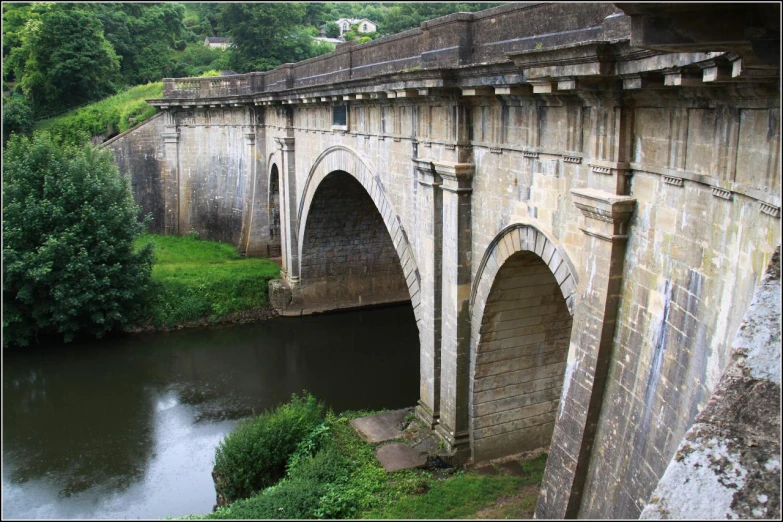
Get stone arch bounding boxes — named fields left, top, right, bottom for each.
left=296, top=145, right=422, bottom=323
left=468, top=224, right=579, bottom=461
left=267, top=160, right=281, bottom=255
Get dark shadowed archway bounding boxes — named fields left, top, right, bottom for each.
left=298, top=170, right=410, bottom=311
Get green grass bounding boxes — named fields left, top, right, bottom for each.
left=134, top=233, right=280, bottom=328
left=185, top=399, right=547, bottom=520
left=364, top=453, right=547, bottom=519
left=35, top=82, right=163, bottom=145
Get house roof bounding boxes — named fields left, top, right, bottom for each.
left=205, top=37, right=232, bottom=44
left=335, top=18, right=375, bottom=26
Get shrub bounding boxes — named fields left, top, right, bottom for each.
left=212, top=393, right=325, bottom=504
left=212, top=444, right=350, bottom=519
left=2, top=96, right=34, bottom=146
left=2, top=132, right=154, bottom=348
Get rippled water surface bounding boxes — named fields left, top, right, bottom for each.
left=2, top=305, right=419, bottom=519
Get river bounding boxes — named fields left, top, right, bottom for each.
left=2, top=305, right=419, bottom=519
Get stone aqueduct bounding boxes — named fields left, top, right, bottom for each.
left=106, top=3, right=781, bottom=519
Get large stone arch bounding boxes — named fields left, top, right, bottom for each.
left=296, top=145, right=422, bottom=324
left=468, top=223, right=579, bottom=461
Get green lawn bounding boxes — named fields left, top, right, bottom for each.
left=135, top=233, right=280, bottom=328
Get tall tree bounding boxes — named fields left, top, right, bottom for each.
left=7, top=4, right=120, bottom=114
left=3, top=132, right=154, bottom=348
left=219, top=3, right=329, bottom=72
left=90, top=3, right=185, bottom=85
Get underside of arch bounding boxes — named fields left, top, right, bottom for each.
left=469, top=225, right=579, bottom=462
left=296, top=146, right=422, bottom=322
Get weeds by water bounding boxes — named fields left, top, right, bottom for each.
left=185, top=397, right=546, bottom=520
left=133, top=234, right=280, bottom=329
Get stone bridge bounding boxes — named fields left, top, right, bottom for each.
left=106, top=3, right=781, bottom=518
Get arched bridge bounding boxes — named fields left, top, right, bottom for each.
left=106, top=3, right=781, bottom=518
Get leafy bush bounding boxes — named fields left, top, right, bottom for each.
left=212, top=444, right=350, bottom=519
left=2, top=132, right=154, bottom=348
left=35, top=82, right=163, bottom=146
left=212, top=393, right=325, bottom=504
left=2, top=96, right=34, bottom=146
left=324, top=21, right=340, bottom=38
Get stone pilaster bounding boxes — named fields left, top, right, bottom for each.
left=535, top=187, right=636, bottom=519
left=434, top=160, right=474, bottom=462
left=275, top=136, right=299, bottom=283
left=239, top=127, right=257, bottom=254
left=161, top=108, right=180, bottom=235
left=413, top=158, right=443, bottom=429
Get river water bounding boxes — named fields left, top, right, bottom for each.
left=2, top=305, right=419, bottom=519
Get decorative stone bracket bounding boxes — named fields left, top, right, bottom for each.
left=571, top=187, right=636, bottom=241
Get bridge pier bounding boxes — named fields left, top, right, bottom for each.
left=434, top=161, right=475, bottom=462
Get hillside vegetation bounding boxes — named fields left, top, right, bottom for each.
left=34, top=83, right=163, bottom=145
left=4, top=3, right=502, bottom=142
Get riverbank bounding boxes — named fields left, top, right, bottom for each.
left=189, top=400, right=545, bottom=520
left=130, top=234, right=280, bottom=332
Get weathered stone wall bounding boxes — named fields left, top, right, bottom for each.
left=175, top=107, right=252, bottom=245
left=298, top=171, right=409, bottom=312
left=473, top=251, right=572, bottom=461
left=640, top=246, right=780, bottom=520
left=103, top=113, right=165, bottom=233
left=577, top=94, right=781, bottom=518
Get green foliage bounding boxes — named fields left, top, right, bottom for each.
left=357, top=36, right=372, bottom=44
left=2, top=132, right=154, bottom=348
left=364, top=457, right=546, bottom=519
left=134, top=234, right=280, bottom=328
left=90, top=3, right=185, bottom=85
left=2, top=96, right=34, bottom=145
left=212, top=393, right=326, bottom=504
left=34, top=83, right=163, bottom=145
left=6, top=4, right=121, bottom=115
left=198, top=399, right=548, bottom=521
left=169, top=44, right=230, bottom=78
left=324, top=21, right=340, bottom=38
left=218, top=4, right=333, bottom=72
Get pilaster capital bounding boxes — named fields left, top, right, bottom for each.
left=274, top=136, right=295, bottom=152
left=432, top=161, right=474, bottom=193
left=413, top=158, right=442, bottom=187
left=571, top=188, right=635, bottom=241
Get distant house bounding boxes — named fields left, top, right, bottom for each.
left=204, top=36, right=232, bottom=49
left=334, top=18, right=377, bottom=36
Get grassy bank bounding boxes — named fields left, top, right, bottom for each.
left=185, top=396, right=545, bottom=520
left=134, top=234, right=280, bottom=329
left=35, top=82, right=163, bottom=144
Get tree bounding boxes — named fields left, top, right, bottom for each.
left=90, top=3, right=185, bottom=85
left=2, top=132, right=154, bottom=348
left=6, top=4, right=121, bottom=115
left=324, top=21, right=340, bottom=38
left=219, top=4, right=330, bottom=72
left=2, top=96, right=34, bottom=146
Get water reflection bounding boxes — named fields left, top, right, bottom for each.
left=3, top=305, right=419, bottom=519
